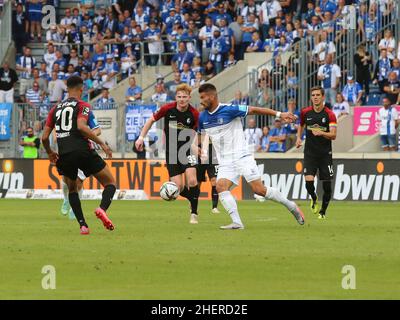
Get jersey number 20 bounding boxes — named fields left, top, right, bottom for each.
left=55, top=107, right=74, bottom=131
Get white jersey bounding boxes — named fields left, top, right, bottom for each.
left=378, top=106, right=399, bottom=136
left=198, top=103, right=250, bottom=165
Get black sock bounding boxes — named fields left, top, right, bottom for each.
left=320, top=181, right=332, bottom=215
left=189, top=186, right=200, bottom=215
left=305, top=181, right=317, bottom=203
left=211, top=186, right=218, bottom=209
left=69, top=192, right=87, bottom=228
left=180, top=186, right=190, bottom=200
left=100, top=184, right=116, bottom=211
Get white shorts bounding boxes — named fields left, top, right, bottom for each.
left=217, top=156, right=260, bottom=186
left=77, top=169, right=86, bottom=181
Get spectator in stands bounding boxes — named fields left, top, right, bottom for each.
left=95, top=87, right=116, bottom=109
left=31, top=68, right=47, bottom=93
left=378, top=97, right=399, bottom=151
left=144, top=19, right=164, bottom=66
left=16, top=47, right=36, bottom=102
left=102, top=54, right=119, bottom=89
left=378, top=29, right=396, bottom=60
left=171, top=42, right=195, bottom=73
left=210, top=29, right=228, bottom=74
left=260, top=0, right=282, bottom=40
left=180, top=62, right=195, bottom=85
left=26, top=81, right=42, bottom=107
left=242, top=0, right=261, bottom=19
left=229, top=15, right=244, bottom=60
left=27, top=0, right=43, bottom=41
left=224, top=52, right=237, bottom=69
left=244, top=118, right=263, bottom=153
left=125, top=76, right=143, bottom=103
left=241, top=13, right=259, bottom=54
left=317, top=54, right=341, bottom=106
left=260, top=126, right=270, bottom=152
left=190, top=71, right=205, bottom=89
left=44, top=43, right=57, bottom=74
left=390, top=58, right=400, bottom=81
left=354, top=44, right=372, bottom=99
left=120, top=44, right=137, bottom=79
left=263, top=27, right=279, bottom=53
left=191, top=56, right=204, bottom=74
left=268, top=118, right=287, bottom=153
left=332, top=93, right=350, bottom=119
left=12, top=3, right=28, bottom=54
left=313, top=30, right=336, bottom=64
left=165, top=72, right=182, bottom=98
left=54, top=50, right=67, bottom=72
left=48, top=71, right=67, bottom=104
left=286, top=68, right=298, bottom=101
left=151, top=83, right=170, bottom=104
left=81, top=70, right=94, bottom=102
left=232, top=90, right=249, bottom=105
left=20, top=127, right=40, bottom=159
left=383, top=72, right=400, bottom=106
left=373, top=48, right=392, bottom=93
left=283, top=98, right=300, bottom=150
left=270, top=55, right=287, bottom=110
left=0, top=62, right=18, bottom=103
left=204, top=60, right=216, bottom=81
left=246, top=31, right=263, bottom=52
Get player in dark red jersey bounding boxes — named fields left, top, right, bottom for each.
left=135, top=84, right=200, bottom=224
left=296, top=86, right=337, bottom=219
left=41, top=76, right=116, bottom=235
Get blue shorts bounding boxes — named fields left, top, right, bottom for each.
left=380, top=135, right=397, bottom=148
left=29, top=12, right=42, bottom=22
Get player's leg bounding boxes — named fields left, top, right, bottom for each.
left=304, top=156, right=319, bottom=214
left=68, top=170, right=86, bottom=220
left=317, top=157, right=334, bottom=219
left=241, top=156, right=305, bottom=225
left=184, top=167, right=200, bottom=224
left=60, top=176, right=71, bottom=216
left=216, top=165, right=244, bottom=229
left=207, top=164, right=220, bottom=213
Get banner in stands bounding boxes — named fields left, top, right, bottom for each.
left=32, top=159, right=243, bottom=200
left=125, top=104, right=158, bottom=141
left=0, top=159, right=34, bottom=198
left=0, top=103, right=12, bottom=140
left=92, top=109, right=118, bottom=151
left=242, top=159, right=400, bottom=201
left=353, top=106, right=400, bottom=135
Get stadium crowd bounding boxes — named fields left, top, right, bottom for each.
left=1, top=0, right=399, bottom=154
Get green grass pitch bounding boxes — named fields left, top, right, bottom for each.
left=0, top=199, right=399, bottom=299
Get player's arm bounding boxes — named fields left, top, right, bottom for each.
left=296, top=124, right=305, bottom=148
left=41, top=107, right=59, bottom=163
left=77, top=117, right=112, bottom=158
left=312, top=126, right=337, bottom=140
left=135, top=116, right=156, bottom=152
left=247, top=106, right=297, bottom=123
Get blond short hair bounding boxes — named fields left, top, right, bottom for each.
left=176, top=83, right=192, bottom=95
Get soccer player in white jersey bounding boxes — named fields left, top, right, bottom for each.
left=197, top=83, right=305, bottom=229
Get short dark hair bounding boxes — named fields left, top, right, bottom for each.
left=67, top=75, right=83, bottom=89
left=311, top=86, right=325, bottom=96
left=198, top=83, right=217, bottom=94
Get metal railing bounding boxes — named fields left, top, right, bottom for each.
left=0, top=0, right=12, bottom=64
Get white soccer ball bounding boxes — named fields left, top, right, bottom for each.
left=160, top=182, right=180, bottom=201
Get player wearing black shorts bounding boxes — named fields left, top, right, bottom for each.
left=135, top=83, right=201, bottom=224
left=197, top=135, right=220, bottom=213
left=296, top=86, right=337, bottom=219
left=41, top=75, right=116, bottom=235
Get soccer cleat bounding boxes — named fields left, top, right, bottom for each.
left=80, top=226, right=90, bottom=235
left=68, top=208, right=76, bottom=220
left=211, top=208, right=220, bottom=214
left=220, top=223, right=244, bottom=230
left=61, top=200, right=71, bottom=216
left=190, top=213, right=198, bottom=224
left=310, top=197, right=320, bottom=215
left=94, top=207, right=115, bottom=231
left=318, top=213, right=326, bottom=220
left=290, top=206, right=305, bottom=225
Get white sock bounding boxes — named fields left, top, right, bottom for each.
left=265, top=187, right=296, bottom=211
left=62, top=181, right=69, bottom=202
left=219, top=191, right=243, bottom=225
left=78, top=188, right=83, bottom=199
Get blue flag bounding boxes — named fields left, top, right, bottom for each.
left=0, top=103, right=12, bottom=141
